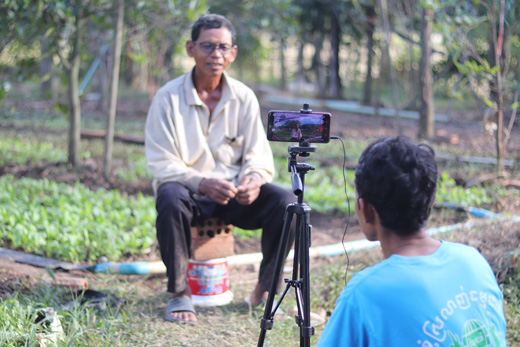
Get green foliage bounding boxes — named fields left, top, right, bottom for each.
left=0, top=83, right=9, bottom=107
left=303, top=166, right=355, bottom=214
left=0, top=134, right=67, bottom=166
left=311, top=262, right=350, bottom=311
left=232, top=227, right=261, bottom=240
left=0, top=296, right=41, bottom=343
left=0, top=285, right=133, bottom=346
left=0, top=175, right=156, bottom=263
left=503, top=275, right=520, bottom=345
left=271, top=141, right=505, bottom=215
left=435, top=172, right=506, bottom=206
left=432, top=0, right=520, bottom=130
left=114, top=157, right=152, bottom=182
left=122, top=0, right=208, bottom=85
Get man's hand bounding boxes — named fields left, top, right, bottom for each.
left=199, top=178, right=238, bottom=205
left=236, top=175, right=261, bottom=205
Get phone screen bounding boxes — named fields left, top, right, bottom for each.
left=266, top=110, right=331, bottom=143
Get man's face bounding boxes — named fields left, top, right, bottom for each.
left=186, top=27, right=237, bottom=78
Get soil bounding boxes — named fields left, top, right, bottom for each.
left=2, top=92, right=520, bottom=297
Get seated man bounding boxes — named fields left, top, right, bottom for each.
left=145, top=14, right=295, bottom=325
left=290, top=123, right=303, bottom=141
left=317, top=136, right=507, bottom=346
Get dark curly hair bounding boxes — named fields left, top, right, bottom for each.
left=191, top=14, right=237, bottom=44
left=355, top=136, right=437, bottom=235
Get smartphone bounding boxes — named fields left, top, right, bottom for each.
left=266, top=110, right=331, bottom=143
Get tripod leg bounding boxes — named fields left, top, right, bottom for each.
left=299, top=207, right=314, bottom=347
left=257, top=204, right=296, bottom=347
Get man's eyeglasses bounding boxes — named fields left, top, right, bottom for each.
left=193, top=41, right=235, bottom=55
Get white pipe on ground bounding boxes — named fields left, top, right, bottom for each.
left=96, top=214, right=519, bottom=274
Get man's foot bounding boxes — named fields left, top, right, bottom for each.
left=245, top=282, right=285, bottom=316
left=167, top=287, right=197, bottom=324
left=249, top=282, right=268, bottom=307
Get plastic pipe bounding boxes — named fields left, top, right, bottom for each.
left=436, top=202, right=504, bottom=219
left=94, top=261, right=166, bottom=275
left=78, top=41, right=111, bottom=96
left=93, top=221, right=479, bottom=273
left=95, top=208, right=519, bottom=274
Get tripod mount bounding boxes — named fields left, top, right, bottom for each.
left=257, top=135, right=317, bottom=347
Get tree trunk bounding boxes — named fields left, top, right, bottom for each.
left=495, top=0, right=506, bottom=173
left=67, top=2, right=85, bottom=168
left=312, top=36, right=326, bottom=96
left=380, top=0, right=401, bottom=133
left=40, top=37, right=53, bottom=99
left=375, top=46, right=384, bottom=118
left=362, top=5, right=376, bottom=105
left=296, top=39, right=305, bottom=84
left=279, top=36, right=287, bottom=91
left=418, top=7, right=434, bottom=139
left=164, top=44, right=175, bottom=82
left=123, top=42, right=136, bottom=87
left=329, top=14, right=342, bottom=98
left=103, top=0, right=124, bottom=178
left=403, top=0, right=419, bottom=109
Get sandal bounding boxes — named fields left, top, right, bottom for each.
left=164, top=297, right=198, bottom=325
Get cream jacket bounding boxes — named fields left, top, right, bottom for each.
left=145, top=69, right=274, bottom=196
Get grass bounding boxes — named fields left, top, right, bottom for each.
left=1, top=108, right=145, bottom=137
left=0, top=130, right=67, bottom=165
left=2, top=222, right=519, bottom=346
left=0, top=271, right=321, bottom=346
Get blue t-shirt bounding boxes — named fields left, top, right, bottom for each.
left=317, top=241, right=507, bottom=347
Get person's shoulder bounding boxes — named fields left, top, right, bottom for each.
left=155, top=73, right=187, bottom=96
left=439, top=240, right=489, bottom=263
left=344, top=262, right=388, bottom=290
left=225, top=74, right=256, bottom=98
left=441, top=240, right=480, bottom=255
left=224, top=74, right=251, bottom=90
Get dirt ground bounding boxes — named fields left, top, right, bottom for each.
left=2, top=93, right=520, bottom=298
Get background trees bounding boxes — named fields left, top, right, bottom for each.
left=1, top=0, right=518, bottom=174
left=433, top=0, right=519, bottom=173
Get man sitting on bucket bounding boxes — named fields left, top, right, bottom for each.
left=145, top=14, right=295, bottom=325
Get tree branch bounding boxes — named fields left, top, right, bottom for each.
left=393, top=30, right=445, bottom=56
left=57, top=47, right=71, bottom=71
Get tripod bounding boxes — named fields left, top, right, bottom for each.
left=257, top=142, right=317, bottom=347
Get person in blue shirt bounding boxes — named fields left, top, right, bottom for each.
left=317, top=136, right=507, bottom=347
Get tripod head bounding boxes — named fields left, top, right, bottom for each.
left=288, top=142, right=316, bottom=198
left=285, top=104, right=319, bottom=198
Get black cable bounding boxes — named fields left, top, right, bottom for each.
left=330, top=136, right=351, bottom=285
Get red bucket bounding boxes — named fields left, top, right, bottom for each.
left=187, top=258, right=233, bottom=306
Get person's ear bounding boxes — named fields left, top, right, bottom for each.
left=186, top=41, right=195, bottom=57
left=358, top=198, right=376, bottom=225
left=228, top=45, right=238, bottom=63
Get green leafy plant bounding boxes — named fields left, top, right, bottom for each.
left=0, top=175, right=156, bottom=263
left=114, top=157, right=152, bottom=182
left=435, top=172, right=506, bottom=206
left=0, top=134, right=67, bottom=166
